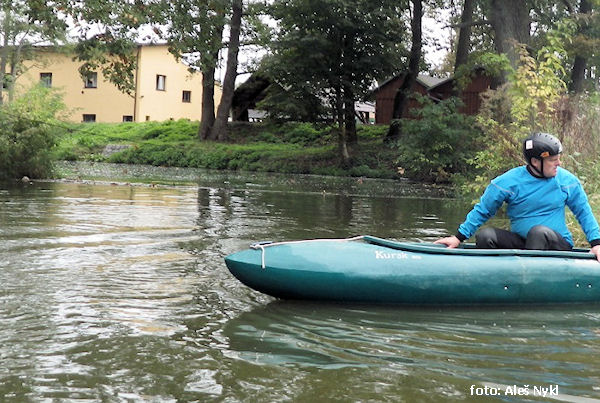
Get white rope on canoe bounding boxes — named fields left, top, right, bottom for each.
left=251, top=235, right=365, bottom=269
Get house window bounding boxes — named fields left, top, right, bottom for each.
left=182, top=90, right=191, bottom=103
left=84, top=72, right=98, bottom=88
left=82, top=114, right=96, bottom=123
left=156, top=75, right=166, bottom=91
left=40, top=73, right=53, bottom=88
left=123, top=115, right=133, bottom=122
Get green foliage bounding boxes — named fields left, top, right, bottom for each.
left=508, top=19, right=575, bottom=127
left=108, top=141, right=337, bottom=175
left=74, top=38, right=138, bottom=95
left=67, top=0, right=158, bottom=95
left=53, top=119, right=198, bottom=159
left=256, top=78, right=331, bottom=123
left=455, top=52, right=511, bottom=90
left=356, top=124, right=388, bottom=140
left=274, top=122, right=330, bottom=145
left=263, top=0, right=407, bottom=124
left=462, top=19, right=576, bottom=195
left=393, top=97, right=483, bottom=182
left=0, top=0, right=68, bottom=101
left=159, top=0, right=229, bottom=71
left=0, top=85, right=67, bottom=180
left=54, top=120, right=403, bottom=179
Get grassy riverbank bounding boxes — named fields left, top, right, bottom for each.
left=53, top=120, right=402, bottom=180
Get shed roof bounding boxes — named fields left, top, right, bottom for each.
left=374, top=73, right=446, bottom=93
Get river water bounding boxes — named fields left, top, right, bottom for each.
left=2, top=163, right=600, bottom=402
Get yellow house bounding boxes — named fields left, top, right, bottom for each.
left=18, top=44, right=222, bottom=123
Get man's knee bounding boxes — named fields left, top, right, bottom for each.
left=527, top=225, right=551, bottom=239
left=476, top=227, right=498, bottom=248
left=526, top=225, right=570, bottom=250
left=526, top=225, right=556, bottom=248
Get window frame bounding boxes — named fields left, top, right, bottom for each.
left=156, top=74, right=166, bottom=91
left=84, top=72, right=98, bottom=89
left=82, top=114, right=97, bottom=123
left=40, top=72, right=53, bottom=88
left=182, top=90, right=191, bottom=103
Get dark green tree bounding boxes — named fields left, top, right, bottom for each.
left=386, top=0, right=422, bottom=141
left=160, top=0, right=228, bottom=139
left=153, top=0, right=262, bottom=140
left=265, top=0, right=408, bottom=165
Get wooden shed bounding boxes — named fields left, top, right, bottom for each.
left=427, top=68, right=493, bottom=115
left=373, top=70, right=492, bottom=124
left=372, top=74, right=440, bottom=124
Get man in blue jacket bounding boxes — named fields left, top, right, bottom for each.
left=435, top=132, right=600, bottom=262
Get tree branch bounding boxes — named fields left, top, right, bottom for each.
left=446, top=19, right=490, bottom=30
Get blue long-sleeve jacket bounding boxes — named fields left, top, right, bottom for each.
left=457, top=166, right=600, bottom=247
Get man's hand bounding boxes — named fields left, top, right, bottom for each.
left=434, top=236, right=461, bottom=249
left=591, top=245, right=600, bottom=262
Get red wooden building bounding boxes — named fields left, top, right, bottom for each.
left=428, top=68, right=493, bottom=115
left=373, top=69, right=492, bottom=124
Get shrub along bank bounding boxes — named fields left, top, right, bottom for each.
left=52, top=98, right=484, bottom=183
left=53, top=120, right=406, bottom=179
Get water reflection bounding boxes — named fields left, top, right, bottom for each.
left=194, top=186, right=466, bottom=244
left=221, top=301, right=600, bottom=400
left=1, top=168, right=599, bottom=402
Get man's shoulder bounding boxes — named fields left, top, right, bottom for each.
left=493, top=166, right=528, bottom=182
left=556, top=167, right=580, bottom=184
left=556, top=166, right=576, bottom=177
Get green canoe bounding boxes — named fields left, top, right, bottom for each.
left=224, top=235, right=600, bottom=305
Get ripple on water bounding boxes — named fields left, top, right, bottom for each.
left=2, top=177, right=600, bottom=402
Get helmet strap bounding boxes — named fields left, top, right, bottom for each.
left=527, top=158, right=546, bottom=178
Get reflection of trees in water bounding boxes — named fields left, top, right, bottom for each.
left=195, top=184, right=471, bottom=244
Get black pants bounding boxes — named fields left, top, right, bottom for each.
left=475, top=225, right=572, bottom=251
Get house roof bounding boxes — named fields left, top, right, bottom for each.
left=374, top=73, right=447, bottom=93
left=427, top=67, right=489, bottom=92
left=417, top=74, right=446, bottom=88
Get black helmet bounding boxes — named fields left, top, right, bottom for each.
left=523, top=132, right=563, bottom=165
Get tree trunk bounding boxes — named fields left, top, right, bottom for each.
left=0, top=52, right=6, bottom=106
left=7, top=44, right=22, bottom=103
left=334, top=86, right=351, bottom=166
left=386, top=0, right=422, bottom=141
left=569, top=0, right=592, bottom=93
left=0, top=6, right=11, bottom=106
left=488, top=0, right=530, bottom=73
left=454, top=0, right=475, bottom=71
left=344, top=99, right=357, bottom=147
left=199, top=64, right=216, bottom=140
left=210, top=0, right=242, bottom=142
left=343, top=83, right=357, bottom=147
left=199, top=15, right=224, bottom=140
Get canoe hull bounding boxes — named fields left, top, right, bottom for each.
left=224, top=236, right=600, bottom=305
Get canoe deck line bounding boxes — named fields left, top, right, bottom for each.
left=251, top=235, right=597, bottom=264
left=225, top=235, right=600, bottom=304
